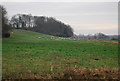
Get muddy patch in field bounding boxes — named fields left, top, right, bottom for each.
left=86, top=39, right=118, bottom=44
left=2, top=68, right=119, bottom=80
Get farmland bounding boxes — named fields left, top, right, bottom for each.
left=2, top=29, right=119, bottom=79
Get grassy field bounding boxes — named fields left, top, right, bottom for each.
left=2, top=29, right=119, bottom=79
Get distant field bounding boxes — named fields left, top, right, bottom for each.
left=2, top=29, right=119, bottom=79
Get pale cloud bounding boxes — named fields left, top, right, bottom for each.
left=77, top=24, right=117, bottom=30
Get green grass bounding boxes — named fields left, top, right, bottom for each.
left=2, top=29, right=119, bottom=78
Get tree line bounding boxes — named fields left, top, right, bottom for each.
left=73, top=33, right=119, bottom=40
left=1, top=5, right=73, bottom=38
left=10, top=14, right=74, bottom=37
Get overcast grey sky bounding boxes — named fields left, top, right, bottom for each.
left=0, top=0, right=119, bottom=2
left=2, top=2, right=118, bottom=35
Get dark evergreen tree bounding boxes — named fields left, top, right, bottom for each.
left=0, top=5, right=12, bottom=38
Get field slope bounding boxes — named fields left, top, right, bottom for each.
left=2, top=29, right=118, bottom=79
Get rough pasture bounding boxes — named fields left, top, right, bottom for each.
left=2, top=29, right=119, bottom=80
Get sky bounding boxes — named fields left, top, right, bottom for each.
left=1, top=1, right=118, bottom=35
left=0, top=0, right=119, bottom=2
